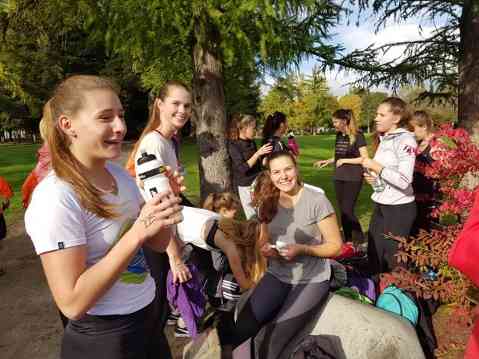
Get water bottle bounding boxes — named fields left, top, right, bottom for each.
left=136, top=150, right=171, bottom=200
left=367, top=169, right=385, bottom=192
left=373, top=175, right=386, bottom=193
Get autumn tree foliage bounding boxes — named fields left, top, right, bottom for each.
left=381, top=125, right=479, bottom=353
left=378, top=124, right=479, bottom=354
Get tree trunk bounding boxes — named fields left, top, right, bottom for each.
left=192, top=17, right=232, bottom=203
left=458, top=0, right=479, bottom=131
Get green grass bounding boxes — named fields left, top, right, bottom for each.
left=0, top=143, right=41, bottom=223
left=294, top=135, right=373, bottom=231
left=0, top=135, right=374, bottom=231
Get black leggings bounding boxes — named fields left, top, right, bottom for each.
left=334, top=180, right=364, bottom=242
left=367, top=201, right=417, bottom=277
left=143, top=248, right=172, bottom=359
left=61, top=300, right=162, bottom=359
left=233, top=273, right=330, bottom=359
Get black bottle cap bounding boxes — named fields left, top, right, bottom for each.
left=137, top=150, right=157, bottom=165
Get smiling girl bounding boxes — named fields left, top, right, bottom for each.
left=25, top=75, right=184, bottom=358
left=125, top=81, right=194, bottom=351
left=232, top=150, right=342, bottom=359
left=362, top=97, right=417, bottom=278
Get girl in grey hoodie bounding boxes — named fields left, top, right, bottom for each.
left=362, top=97, right=417, bottom=279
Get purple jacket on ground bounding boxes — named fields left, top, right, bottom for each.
left=166, top=264, right=206, bottom=338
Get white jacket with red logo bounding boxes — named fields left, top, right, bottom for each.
left=372, top=128, right=417, bottom=205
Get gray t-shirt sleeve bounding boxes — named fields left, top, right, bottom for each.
left=312, top=192, right=335, bottom=224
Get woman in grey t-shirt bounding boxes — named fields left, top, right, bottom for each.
left=232, top=151, right=343, bottom=359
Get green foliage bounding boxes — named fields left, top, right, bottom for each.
left=224, top=57, right=262, bottom=116
left=79, top=0, right=344, bottom=97
left=338, top=93, right=362, bottom=126
left=331, top=1, right=462, bottom=104
left=259, top=69, right=338, bottom=132
left=0, top=0, right=112, bottom=125
left=399, top=86, right=458, bottom=125
left=1, top=0, right=346, bottom=133
left=352, top=89, right=388, bottom=132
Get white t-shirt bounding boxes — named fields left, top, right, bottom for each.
left=25, top=162, right=155, bottom=316
left=177, top=206, right=220, bottom=251
left=134, top=131, right=178, bottom=200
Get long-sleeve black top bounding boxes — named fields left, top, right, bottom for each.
left=228, top=139, right=262, bottom=186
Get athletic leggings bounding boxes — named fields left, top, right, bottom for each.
left=61, top=299, right=162, bottom=359
left=367, top=201, right=417, bottom=277
left=334, top=180, right=364, bottom=242
left=143, top=248, right=172, bottom=359
left=232, top=273, right=330, bottom=359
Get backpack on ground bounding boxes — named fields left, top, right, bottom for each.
left=376, top=285, right=419, bottom=326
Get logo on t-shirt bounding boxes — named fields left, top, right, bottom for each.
left=115, top=219, right=150, bottom=284
left=402, top=145, right=416, bottom=156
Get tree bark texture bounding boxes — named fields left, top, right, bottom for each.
left=192, top=18, right=232, bottom=203
left=458, top=0, right=479, bottom=131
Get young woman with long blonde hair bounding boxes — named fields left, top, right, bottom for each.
left=125, top=80, right=194, bottom=346
left=25, top=75, right=184, bottom=358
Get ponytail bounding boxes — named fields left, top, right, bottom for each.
left=333, top=109, right=358, bottom=145
left=262, top=111, right=287, bottom=141
left=227, top=113, right=256, bottom=141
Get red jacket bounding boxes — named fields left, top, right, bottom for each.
left=0, top=176, right=13, bottom=200
left=21, top=143, right=51, bottom=208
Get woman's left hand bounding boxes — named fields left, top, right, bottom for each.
left=362, top=158, right=383, bottom=174
left=336, top=159, right=345, bottom=167
left=164, top=166, right=186, bottom=196
left=278, top=244, right=304, bottom=261
left=170, top=260, right=192, bottom=283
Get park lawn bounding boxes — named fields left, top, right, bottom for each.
left=0, top=143, right=41, bottom=223
left=294, top=135, right=374, bottom=232
left=0, top=135, right=374, bottom=232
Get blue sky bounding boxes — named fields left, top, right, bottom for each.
left=263, top=10, right=442, bottom=97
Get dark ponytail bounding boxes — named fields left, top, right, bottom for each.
left=262, top=111, right=287, bottom=141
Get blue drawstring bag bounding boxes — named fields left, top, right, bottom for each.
left=376, top=285, right=419, bottom=326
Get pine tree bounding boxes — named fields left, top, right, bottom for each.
left=83, top=0, right=343, bottom=199
left=329, top=0, right=478, bottom=129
